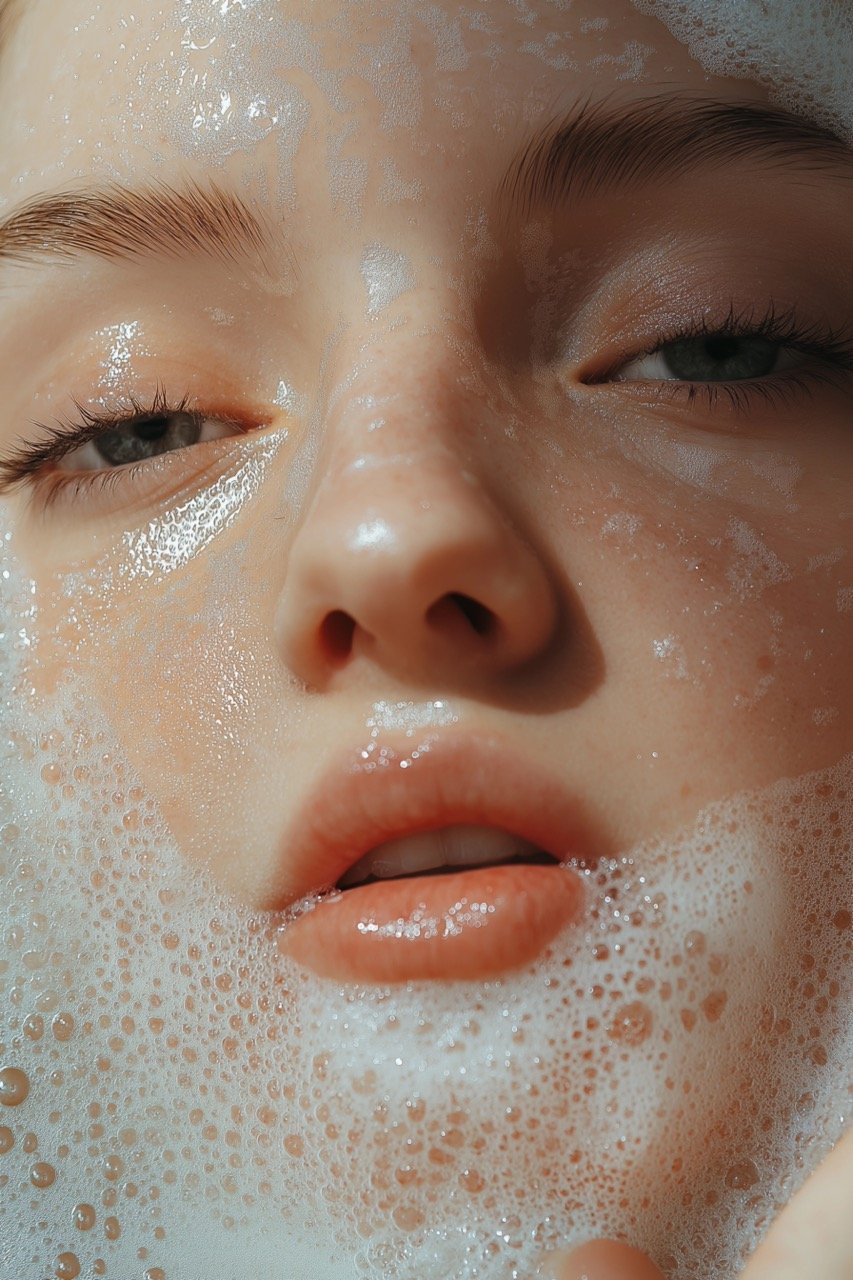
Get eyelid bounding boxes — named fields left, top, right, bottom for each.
left=612, top=343, right=800, bottom=383
left=0, top=387, right=274, bottom=505
left=54, top=413, right=241, bottom=473
left=578, top=299, right=853, bottom=387
left=23, top=423, right=266, bottom=521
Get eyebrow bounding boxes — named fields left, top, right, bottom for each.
left=0, top=178, right=279, bottom=277
left=0, top=93, right=850, bottom=281
left=500, top=92, right=853, bottom=218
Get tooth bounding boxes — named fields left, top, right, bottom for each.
left=338, top=825, right=540, bottom=888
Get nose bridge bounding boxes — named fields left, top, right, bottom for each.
left=310, top=335, right=498, bottom=550
left=275, top=340, right=560, bottom=689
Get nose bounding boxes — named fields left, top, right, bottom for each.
left=275, top=388, right=560, bottom=691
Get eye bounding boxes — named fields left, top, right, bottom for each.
left=613, top=333, right=798, bottom=384
left=55, top=409, right=237, bottom=473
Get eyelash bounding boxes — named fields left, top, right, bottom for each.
left=0, top=386, right=210, bottom=508
left=588, top=299, right=853, bottom=411
left=1, top=299, right=852, bottom=511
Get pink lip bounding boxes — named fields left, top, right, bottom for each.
left=275, top=733, right=599, bottom=984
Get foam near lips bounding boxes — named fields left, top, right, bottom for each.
left=0, top=2, right=851, bottom=1271
left=0, top=529, right=850, bottom=1279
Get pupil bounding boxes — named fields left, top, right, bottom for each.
left=94, top=412, right=201, bottom=467
left=704, top=335, right=740, bottom=361
left=134, top=417, right=171, bottom=442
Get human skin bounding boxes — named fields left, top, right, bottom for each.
left=1, top=0, right=850, bottom=901
left=0, top=0, right=850, bottom=1273
left=544, top=1121, right=853, bottom=1277
left=1, top=0, right=852, bottom=895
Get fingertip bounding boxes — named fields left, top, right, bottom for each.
left=537, top=1239, right=667, bottom=1280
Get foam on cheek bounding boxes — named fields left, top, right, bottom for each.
left=0, top=525, right=850, bottom=1280
left=631, top=0, right=853, bottom=143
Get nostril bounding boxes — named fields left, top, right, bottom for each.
left=320, top=610, right=356, bottom=663
left=428, top=592, right=496, bottom=638
left=452, top=593, right=495, bottom=636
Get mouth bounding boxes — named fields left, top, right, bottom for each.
left=276, top=737, right=594, bottom=985
left=336, top=823, right=559, bottom=888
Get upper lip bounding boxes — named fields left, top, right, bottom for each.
left=275, top=731, right=603, bottom=909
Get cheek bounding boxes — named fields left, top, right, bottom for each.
left=598, top=485, right=850, bottom=700
left=19, top=532, right=302, bottom=900
left=2, top=482, right=851, bottom=1280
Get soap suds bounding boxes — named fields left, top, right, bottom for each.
left=631, top=0, right=853, bottom=143
left=0, top=524, right=849, bottom=1279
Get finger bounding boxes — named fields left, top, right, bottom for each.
left=536, top=1239, right=667, bottom=1280
left=740, top=1124, right=853, bottom=1280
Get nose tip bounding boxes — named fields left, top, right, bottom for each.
left=275, top=460, right=559, bottom=690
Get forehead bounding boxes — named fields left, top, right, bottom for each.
left=0, top=0, right=770, bottom=209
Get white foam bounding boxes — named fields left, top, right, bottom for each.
left=631, top=0, right=853, bottom=143
left=0, top=517, right=850, bottom=1278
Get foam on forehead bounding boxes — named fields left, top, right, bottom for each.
left=631, top=0, right=853, bottom=143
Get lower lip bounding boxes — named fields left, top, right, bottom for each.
left=278, top=863, right=584, bottom=984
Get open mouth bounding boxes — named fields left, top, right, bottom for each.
left=281, top=822, right=580, bottom=985
left=336, top=824, right=559, bottom=889
left=275, top=734, right=596, bottom=984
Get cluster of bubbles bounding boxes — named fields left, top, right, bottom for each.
left=0, top=526, right=850, bottom=1279
left=632, top=0, right=853, bottom=143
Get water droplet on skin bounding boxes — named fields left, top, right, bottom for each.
left=392, top=1204, right=425, bottom=1231
left=0, top=1067, right=29, bottom=1106
left=30, top=1161, right=56, bottom=1188
left=725, top=1160, right=759, bottom=1189
left=608, top=1001, right=654, bottom=1046
left=0, top=1125, right=14, bottom=1153
left=144, top=1270, right=166, bottom=1280
left=104, top=1216, right=121, bottom=1240
left=459, top=1168, right=485, bottom=1193
left=701, top=991, right=728, bottom=1022
left=55, top=1252, right=80, bottom=1279
left=22, top=1131, right=37, bottom=1153
left=73, top=1203, right=96, bottom=1230
left=405, top=1098, right=426, bottom=1122
left=284, top=1134, right=304, bottom=1157
left=51, top=1013, right=75, bottom=1042
left=103, top=1154, right=124, bottom=1181
left=23, top=1014, right=44, bottom=1041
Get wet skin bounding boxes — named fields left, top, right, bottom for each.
left=0, top=0, right=850, bottom=1272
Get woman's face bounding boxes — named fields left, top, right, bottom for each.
left=0, top=0, right=850, bottom=1276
